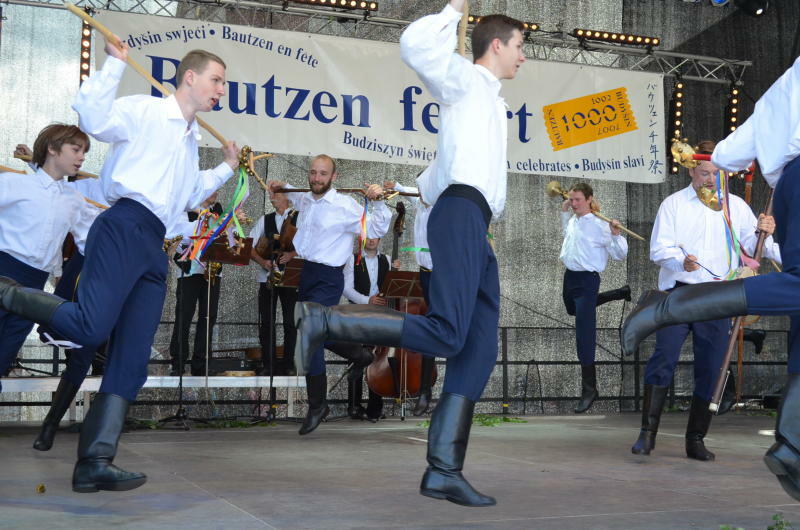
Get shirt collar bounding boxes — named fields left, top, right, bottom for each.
left=34, top=167, right=63, bottom=190
left=474, top=64, right=503, bottom=96
left=165, top=94, right=201, bottom=140
left=684, top=184, right=700, bottom=202
left=309, top=188, right=338, bottom=203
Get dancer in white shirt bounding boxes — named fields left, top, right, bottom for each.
left=558, top=182, right=628, bottom=414
left=292, top=2, right=526, bottom=506
left=0, top=41, right=239, bottom=493
left=0, top=124, right=91, bottom=383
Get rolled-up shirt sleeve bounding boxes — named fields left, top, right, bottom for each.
left=72, top=57, right=136, bottom=143
left=399, top=4, right=472, bottom=105
left=650, top=201, right=686, bottom=273
left=366, top=200, right=391, bottom=239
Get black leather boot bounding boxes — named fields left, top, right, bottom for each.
left=33, top=377, right=80, bottom=451
left=596, top=285, right=632, bottom=307
left=413, top=357, right=435, bottom=416
left=419, top=393, right=496, bottom=507
left=0, top=276, right=66, bottom=324
left=574, top=364, right=599, bottom=414
left=72, top=393, right=147, bottom=492
left=299, top=374, right=330, bottom=435
left=622, top=280, right=748, bottom=356
left=631, top=384, right=668, bottom=455
left=764, top=374, right=800, bottom=501
left=294, top=303, right=404, bottom=375
left=686, top=395, right=716, bottom=461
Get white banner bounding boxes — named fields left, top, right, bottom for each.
left=96, top=11, right=666, bottom=183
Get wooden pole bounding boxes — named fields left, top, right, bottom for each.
left=64, top=3, right=228, bottom=146
left=458, top=1, right=469, bottom=57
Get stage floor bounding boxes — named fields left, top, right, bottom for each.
left=0, top=411, right=797, bottom=529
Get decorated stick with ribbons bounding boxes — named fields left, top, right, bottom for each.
left=64, top=3, right=228, bottom=147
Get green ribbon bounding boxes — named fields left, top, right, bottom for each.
left=400, top=246, right=429, bottom=253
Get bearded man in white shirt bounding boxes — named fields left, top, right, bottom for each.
left=559, top=182, right=629, bottom=414
left=268, top=155, right=390, bottom=435
left=292, top=2, right=525, bottom=506
left=0, top=42, right=239, bottom=493
left=625, top=140, right=779, bottom=463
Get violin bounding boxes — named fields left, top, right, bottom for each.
left=366, top=202, right=437, bottom=414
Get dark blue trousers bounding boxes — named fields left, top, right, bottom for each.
left=745, top=156, right=800, bottom=373
left=298, top=260, right=345, bottom=376
left=36, top=252, right=102, bottom=386
left=0, top=252, right=48, bottom=376
left=401, top=186, right=499, bottom=402
left=562, top=269, right=600, bottom=366
left=49, top=199, right=167, bottom=401
left=644, top=283, right=729, bottom=401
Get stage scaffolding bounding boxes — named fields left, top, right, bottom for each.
left=7, top=0, right=750, bottom=84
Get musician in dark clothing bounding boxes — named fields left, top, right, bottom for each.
left=169, top=195, right=225, bottom=376
left=249, top=190, right=298, bottom=376
left=342, top=237, right=396, bottom=421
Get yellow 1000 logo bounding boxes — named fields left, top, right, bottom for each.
left=543, top=88, right=637, bottom=152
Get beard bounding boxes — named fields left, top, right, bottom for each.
left=310, top=179, right=333, bottom=195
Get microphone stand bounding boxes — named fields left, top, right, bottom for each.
left=158, top=258, right=209, bottom=429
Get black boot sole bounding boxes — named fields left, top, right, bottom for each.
left=73, top=475, right=147, bottom=493
left=299, top=405, right=330, bottom=435
left=574, top=391, right=598, bottom=414
left=33, top=424, right=56, bottom=451
left=420, top=488, right=497, bottom=507
left=765, top=442, right=800, bottom=501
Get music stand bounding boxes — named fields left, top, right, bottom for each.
left=158, top=261, right=210, bottom=430
left=380, top=270, right=425, bottom=300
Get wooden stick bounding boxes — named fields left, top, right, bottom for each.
left=590, top=210, right=646, bottom=241
left=246, top=151, right=271, bottom=192
left=709, top=191, right=774, bottom=412
left=2, top=162, right=106, bottom=208
left=14, top=153, right=98, bottom=179
left=84, top=197, right=108, bottom=209
left=273, top=187, right=419, bottom=197
left=0, top=164, right=27, bottom=175
left=64, top=3, right=228, bottom=147
left=458, top=1, right=469, bottom=57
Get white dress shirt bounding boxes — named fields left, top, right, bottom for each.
left=713, top=55, right=800, bottom=187
left=290, top=188, right=391, bottom=267
left=72, top=56, right=233, bottom=236
left=248, top=209, right=292, bottom=283
left=560, top=211, right=628, bottom=272
left=395, top=183, right=433, bottom=270
left=0, top=168, right=86, bottom=275
left=650, top=185, right=781, bottom=290
left=400, top=5, right=508, bottom=219
left=342, top=252, right=384, bottom=304
left=66, top=178, right=108, bottom=255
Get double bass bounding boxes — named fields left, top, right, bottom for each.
left=366, top=202, right=437, bottom=416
